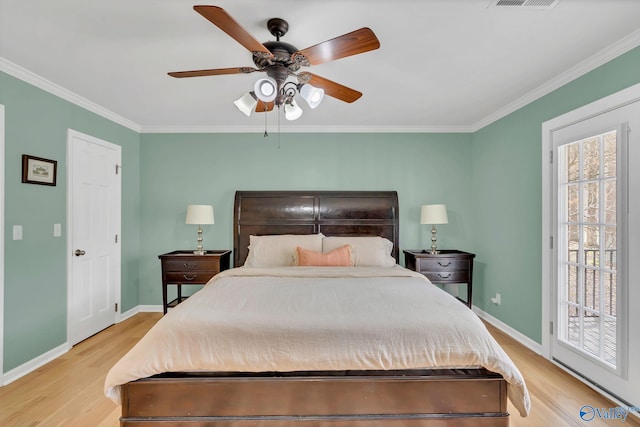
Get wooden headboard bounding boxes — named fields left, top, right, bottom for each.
left=233, top=191, right=399, bottom=266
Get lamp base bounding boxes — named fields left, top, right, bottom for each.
left=421, top=249, right=441, bottom=254
left=430, top=225, right=439, bottom=254
left=193, top=225, right=205, bottom=255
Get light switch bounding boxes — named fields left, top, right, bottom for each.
left=13, top=225, right=23, bottom=240
left=54, top=223, right=62, bottom=237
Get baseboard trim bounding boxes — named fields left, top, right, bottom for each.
left=138, top=305, right=163, bottom=313
left=119, top=304, right=162, bottom=320
left=473, top=306, right=543, bottom=355
left=1, top=342, right=71, bottom=386
left=119, top=305, right=140, bottom=322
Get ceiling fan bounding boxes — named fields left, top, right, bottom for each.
left=168, top=5, right=380, bottom=119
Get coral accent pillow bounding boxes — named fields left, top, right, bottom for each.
left=296, top=245, right=352, bottom=267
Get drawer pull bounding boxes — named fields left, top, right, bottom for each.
left=183, top=263, right=197, bottom=269
left=437, top=272, right=452, bottom=279
left=183, top=274, right=198, bottom=281
left=437, top=261, right=451, bottom=267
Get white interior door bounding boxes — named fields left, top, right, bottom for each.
left=67, top=130, right=121, bottom=345
left=549, top=100, right=639, bottom=406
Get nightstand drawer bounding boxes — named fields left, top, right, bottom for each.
left=164, top=271, right=217, bottom=284
left=159, top=250, right=232, bottom=314
left=163, top=259, right=220, bottom=272
left=416, top=258, right=469, bottom=272
left=422, top=270, right=470, bottom=283
left=403, top=250, right=475, bottom=308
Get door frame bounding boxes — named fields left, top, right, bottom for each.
left=0, top=104, right=5, bottom=384
left=66, top=129, right=122, bottom=344
left=542, top=82, right=640, bottom=395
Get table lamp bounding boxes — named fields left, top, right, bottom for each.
left=186, top=204, right=214, bottom=255
left=420, top=204, right=448, bottom=254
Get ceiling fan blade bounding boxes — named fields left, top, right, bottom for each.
left=168, top=67, right=259, bottom=78
left=297, top=72, right=362, bottom=103
left=194, top=6, right=273, bottom=59
left=292, top=28, right=380, bottom=66
left=255, top=100, right=275, bottom=112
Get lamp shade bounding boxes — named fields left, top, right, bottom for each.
left=299, top=84, right=324, bottom=109
left=420, top=204, right=448, bottom=225
left=254, top=77, right=278, bottom=102
left=186, top=205, right=214, bottom=225
left=284, top=99, right=303, bottom=121
left=233, top=91, right=258, bottom=116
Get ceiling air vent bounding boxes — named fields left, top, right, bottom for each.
left=490, top=0, right=559, bottom=9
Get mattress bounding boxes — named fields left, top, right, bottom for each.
left=104, top=266, right=530, bottom=416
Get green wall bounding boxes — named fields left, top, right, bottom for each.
left=138, top=132, right=474, bottom=304
left=2, top=42, right=639, bottom=374
left=470, top=45, right=640, bottom=342
left=0, top=71, right=141, bottom=372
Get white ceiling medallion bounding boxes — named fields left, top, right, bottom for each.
left=488, top=0, right=559, bottom=9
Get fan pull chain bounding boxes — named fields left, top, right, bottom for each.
left=277, top=105, right=281, bottom=149
left=263, top=102, right=268, bottom=138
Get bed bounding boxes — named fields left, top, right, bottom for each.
left=105, top=190, right=530, bottom=426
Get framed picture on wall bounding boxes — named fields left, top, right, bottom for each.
left=22, top=154, right=57, bottom=186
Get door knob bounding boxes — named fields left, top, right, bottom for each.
left=75, top=249, right=86, bottom=256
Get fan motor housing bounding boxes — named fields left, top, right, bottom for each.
left=254, top=41, right=301, bottom=71
left=251, top=18, right=305, bottom=72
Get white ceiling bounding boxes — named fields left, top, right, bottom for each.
left=1, top=0, right=640, bottom=133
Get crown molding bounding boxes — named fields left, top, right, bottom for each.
left=4, top=26, right=640, bottom=136
left=0, top=57, right=141, bottom=133
left=139, top=124, right=475, bottom=134
left=471, top=28, right=640, bottom=132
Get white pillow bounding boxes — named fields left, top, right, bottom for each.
left=244, top=234, right=324, bottom=267
left=322, top=236, right=396, bottom=267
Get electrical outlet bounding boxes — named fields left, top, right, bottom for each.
left=491, top=293, right=501, bottom=305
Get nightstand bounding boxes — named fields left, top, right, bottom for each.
left=158, top=250, right=231, bottom=314
left=403, top=250, right=475, bottom=308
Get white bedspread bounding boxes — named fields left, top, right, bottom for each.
left=104, top=266, right=530, bottom=416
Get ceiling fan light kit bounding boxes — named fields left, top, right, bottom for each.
left=299, top=84, right=325, bottom=109
left=284, top=99, right=303, bottom=121
left=233, top=91, right=258, bottom=117
left=169, top=5, right=380, bottom=123
left=254, top=77, right=278, bottom=102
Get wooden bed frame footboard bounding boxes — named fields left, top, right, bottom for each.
left=120, top=369, right=509, bottom=427
left=117, top=191, right=511, bottom=426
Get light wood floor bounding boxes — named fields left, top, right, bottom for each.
left=0, top=312, right=637, bottom=427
